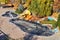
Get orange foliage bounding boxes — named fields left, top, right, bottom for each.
left=52, top=13, right=58, bottom=19
left=25, top=15, right=40, bottom=22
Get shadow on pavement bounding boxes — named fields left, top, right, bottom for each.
left=0, top=30, right=9, bottom=40
left=10, top=18, right=55, bottom=40
left=10, top=18, right=54, bottom=36
left=2, top=11, right=18, bottom=18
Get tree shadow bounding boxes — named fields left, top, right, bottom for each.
left=10, top=18, right=54, bottom=40
left=0, top=30, right=9, bottom=40
left=2, top=11, right=18, bottom=18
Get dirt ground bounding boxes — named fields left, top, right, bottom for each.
left=0, top=8, right=60, bottom=40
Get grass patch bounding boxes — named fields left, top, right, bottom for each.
left=40, top=19, right=56, bottom=25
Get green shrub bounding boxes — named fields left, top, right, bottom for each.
left=54, top=14, right=60, bottom=29
left=53, top=14, right=60, bottom=29
left=28, top=0, right=53, bottom=17
left=15, top=4, right=24, bottom=14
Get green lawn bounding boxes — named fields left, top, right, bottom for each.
left=40, top=20, right=56, bottom=25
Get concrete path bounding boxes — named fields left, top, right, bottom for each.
left=0, top=8, right=60, bottom=40
left=0, top=8, right=25, bottom=39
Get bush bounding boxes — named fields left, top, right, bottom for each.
left=28, top=0, right=53, bottom=17
left=53, top=14, right=60, bottom=29
left=15, top=4, right=24, bottom=14
left=57, top=14, right=60, bottom=27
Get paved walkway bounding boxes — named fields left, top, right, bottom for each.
left=0, top=8, right=25, bottom=39
left=0, top=8, right=60, bottom=40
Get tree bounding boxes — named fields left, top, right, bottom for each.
left=28, top=0, right=53, bottom=17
